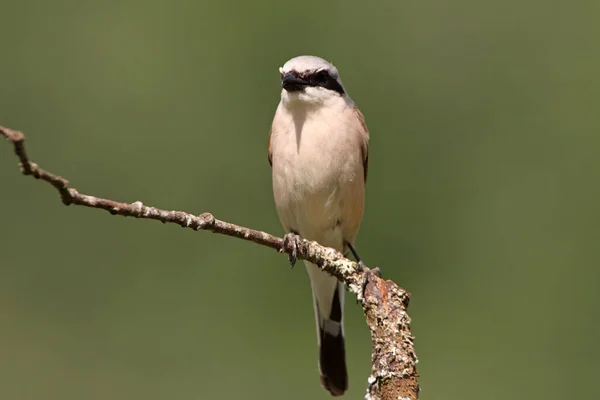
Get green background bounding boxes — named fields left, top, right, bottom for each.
left=1, top=1, right=598, bottom=399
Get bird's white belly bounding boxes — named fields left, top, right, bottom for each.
left=272, top=134, right=350, bottom=250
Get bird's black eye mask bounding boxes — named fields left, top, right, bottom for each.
left=281, top=69, right=345, bottom=95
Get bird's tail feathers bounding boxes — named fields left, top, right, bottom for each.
left=316, top=283, right=348, bottom=396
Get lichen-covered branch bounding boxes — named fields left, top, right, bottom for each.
left=1, top=124, right=419, bottom=400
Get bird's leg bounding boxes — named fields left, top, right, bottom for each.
left=345, top=241, right=381, bottom=302
left=283, top=230, right=302, bottom=267
left=345, top=241, right=381, bottom=276
left=345, top=241, right=366, bottom=272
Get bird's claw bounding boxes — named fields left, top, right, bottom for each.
left=283, top=232, right=302, bottom=267
left=356, top=261, right=366, bottom=272
left=357, top=265, right=382, bottom=304
left=371, top=266, right=382, bottom=278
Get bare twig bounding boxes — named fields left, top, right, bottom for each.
left=1, top=124, right=419, bottom=400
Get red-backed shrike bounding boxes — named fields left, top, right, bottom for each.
left=268, top=55, right=370, bottom=396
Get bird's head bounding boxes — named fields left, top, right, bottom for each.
left=279, top=55, right=348, bottom=108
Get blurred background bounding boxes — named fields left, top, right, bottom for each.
left=1, top=1, right=598, bottom=399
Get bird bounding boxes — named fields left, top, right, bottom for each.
left=267, top=55, right=370, bottom=396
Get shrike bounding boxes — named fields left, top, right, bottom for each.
left=268, top=55, right=370, bottom=396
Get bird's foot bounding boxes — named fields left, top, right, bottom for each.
left=357, top=265, right=382, bottom=304
left=356, top=260, right=366, bottom=272
left=370, top=266, right=382, bottom=278
left=282, top=231, right=302, bottom=267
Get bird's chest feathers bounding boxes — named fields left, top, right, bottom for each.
left=277, top=116, right=351, bottom=194
left=271, top=103, right=363, bottom=244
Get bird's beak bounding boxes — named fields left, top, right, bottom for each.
left=282, top=72, right=308, bottom=92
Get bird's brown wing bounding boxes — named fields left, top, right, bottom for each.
left=267, top=128, right=273, bottom=167
left=353, top=106, right=370, bottom=183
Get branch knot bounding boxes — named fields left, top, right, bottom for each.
left=198, top=212, right=215, bottom=230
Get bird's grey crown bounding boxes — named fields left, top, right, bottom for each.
left=280, top=55, right=340, bottom=79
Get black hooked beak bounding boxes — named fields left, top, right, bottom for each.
left=282, top=72, right=308, bottom=92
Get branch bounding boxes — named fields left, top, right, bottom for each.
left=1, top=124, right=419, bottom=399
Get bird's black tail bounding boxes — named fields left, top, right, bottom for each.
left=318, top=284, right=348, bottom=396
left=319, top=328, right=348, bottom=396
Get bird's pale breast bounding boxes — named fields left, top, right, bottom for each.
left=271, top=105, right=364, bottom=250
